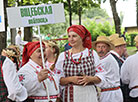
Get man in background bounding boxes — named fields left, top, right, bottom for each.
left=45, top=33, right=51, bottom=40
left=15, top=29, right=28, bottom=54
left=93, top=36, right=123, bottom=102
left=121, top=35, right=138, bottom=102
left=109, top=35, right=129, bottom=102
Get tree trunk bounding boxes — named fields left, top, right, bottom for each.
left=24, top=27, right=32, bottom=42
left=0, top=0, right=8, bottom=53
left=21, top=0, right=32, bottom=42
left=78, top=7, right=82, bottom=25
left=78, top=0, right=81, bottom=25
left=67, top=0, right=72, bottom=26
left=10, top=29, right=16, bottom=44
left=0, top=32, right=6, bottom=53
left=110, top=0, right=121, bottom=35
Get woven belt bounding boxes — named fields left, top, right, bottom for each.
left=101, top=86, right=120, bottom=92
left=28, top=95, right=58, bottom=100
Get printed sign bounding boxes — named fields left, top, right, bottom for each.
left=7, top=3, right=65, bottom=28
left=0, top=0, right=5, bottom=32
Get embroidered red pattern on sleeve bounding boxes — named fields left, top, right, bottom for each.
left=96, top=64, right=104, bottom=72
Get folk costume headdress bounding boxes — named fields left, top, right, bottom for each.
left=111, top=37, right=126, bottom=47
left=8, top=44, right=20, bottom=62
left=2, top=48, right=18, bottom=60
left=67, top=25, right=92, bottom=49
left=109, top=34, right=119, bottom=43
left=22, top=41, right=45, bottom=66
left=92, top=36, right=114, bottom=50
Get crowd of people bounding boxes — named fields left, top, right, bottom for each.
left=0, top=24, right=138, bottom=102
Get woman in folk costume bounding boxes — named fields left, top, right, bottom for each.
left=8, top=44, right=22, bottom=68
left=18, top=41, right=60, bottom=102
left=1, top=48, right=20, bottom=71
left=55, top=25, right=105, bottom=102
left=44, top=40, right=62, bottom=101
left=0, top=53, right=27, bottom=101
left=43, top=40, right=60, bottom=72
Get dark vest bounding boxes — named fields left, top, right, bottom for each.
left=0, top=56, right=14, bottom=102
left=111, top=53, right=123, bottom=69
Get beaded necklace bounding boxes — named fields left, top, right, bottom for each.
left=71, top=52, right=83, bottom=64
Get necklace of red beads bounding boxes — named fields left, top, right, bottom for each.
left=71, top=52, right=83, bottom=64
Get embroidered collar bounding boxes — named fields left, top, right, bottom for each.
left=28, top=59, right=42, bottom=69
left=100, top=52, right=111, bottom=60
left=70, top=48, right=88, bottom=56
left=110, top=50, right=124, bottom=62
left=110, top=50, right=120, bottom=58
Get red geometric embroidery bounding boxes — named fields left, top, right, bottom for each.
left=57, top=70, right=61, bottom=74
left=18, top=74, right=25, bottom=82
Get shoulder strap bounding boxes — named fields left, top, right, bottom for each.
left=89, top=49, right=93, bottom=56
left=64, top=51, right=70, bottom=60
left=111, top=53, right=123, bottom=68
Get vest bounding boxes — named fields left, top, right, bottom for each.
left=63, top=49, right=95, bottom=102
left=111, top=53, right=123, bottom=69
left=63, top=49, right=95, bottom=77
left=111, top=53, right=130, bottom=101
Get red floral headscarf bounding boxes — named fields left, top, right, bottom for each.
left=67, top=25, right=92, bottom=49
left=22, top=41, right=45, bottom=66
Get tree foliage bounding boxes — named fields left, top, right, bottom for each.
left=83, top=7, right=109, bottom=19
left=83, top=18, right=115, bottom=41
left=39, top=21, right=69, bottom=39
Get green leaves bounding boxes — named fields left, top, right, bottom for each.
left=83, top=18, right=115, bottom=41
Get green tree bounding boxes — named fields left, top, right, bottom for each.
left=83, top=7, right=109, bottom=19
left=83, top=18, right=115, bottom=41
left=71, top=0, right=100, bottom=25
left=40, top=21, right=69, bottom=39
left=102, top=0, right=127, bottom=35
left=109, top=0, right=121, bottom=34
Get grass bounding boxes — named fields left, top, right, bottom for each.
left=127, top=46, right=137, bottom=55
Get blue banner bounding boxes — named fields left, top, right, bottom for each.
left=0, top=16, right=1, bottom=23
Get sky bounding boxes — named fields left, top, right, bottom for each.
left=101, top=0, right=136, bottom=27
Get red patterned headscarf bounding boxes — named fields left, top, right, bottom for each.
left=67, top=25, right=92, bottom=49
left=22, top=41, right=45, bottom=66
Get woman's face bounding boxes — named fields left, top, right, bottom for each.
left=45, top=44, right=54, bottom=59
left=1, top=51, right=8, bottom=57
left=30, top=48, right=46, bottom=66
left=68, top=31, right=83, bottom=48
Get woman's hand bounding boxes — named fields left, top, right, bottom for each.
left=60, top=76, right=83, bottom=85
left=37, top=69, right=48, bottom=82
left=70, top=76, right=83, bottom=85
left=78, top=75, right=93, bottom=86
left=78, top=76, right=101, bottom=86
